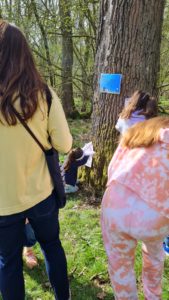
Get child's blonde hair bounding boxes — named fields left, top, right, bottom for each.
left=121, top=116, right=169, bottom=149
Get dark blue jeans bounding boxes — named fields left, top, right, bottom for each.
left=24, top=222, right=37, bottom=247
left=0, top=192, right=70, bottom=300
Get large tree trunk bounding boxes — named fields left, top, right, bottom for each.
left=87, top=0, right=165, bottom=191
left=59, top=0, right=75, bottom=116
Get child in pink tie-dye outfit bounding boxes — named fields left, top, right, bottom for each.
left=115, top=92, right=169, bottom=255
left=101, top=116, right=169, bottom=300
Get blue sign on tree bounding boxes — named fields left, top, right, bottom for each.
left=100, top=73, right=122, bottom=94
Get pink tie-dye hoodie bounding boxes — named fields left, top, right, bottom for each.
left=107, top=128, right=169, bottom=218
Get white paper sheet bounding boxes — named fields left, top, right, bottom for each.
left=82, top=142, right=95, bottom=168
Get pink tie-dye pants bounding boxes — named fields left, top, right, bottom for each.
left=101, top=181, right=169, bottom=300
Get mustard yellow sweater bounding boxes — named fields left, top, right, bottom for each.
left=0, top=89, right=72, bottom=215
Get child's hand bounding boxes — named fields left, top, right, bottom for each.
left=82, top=142, right=95, bottom=156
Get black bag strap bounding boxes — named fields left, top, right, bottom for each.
left=11, top=87, right=53, bottom=152
left=12, top=106, right=46, bottom=152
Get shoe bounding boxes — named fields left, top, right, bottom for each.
left=65, top=184, right=79, bottom=194
left=23, top=247, right=38, bottom=268
left=163, top=237, right=169, bottom=256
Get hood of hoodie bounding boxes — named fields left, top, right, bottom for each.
left=129, top=110, right=146, bottom=126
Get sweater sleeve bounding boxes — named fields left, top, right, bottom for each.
left=75, top=155, right=89, bottom=167
left=47, top=89, right=72, bottom=153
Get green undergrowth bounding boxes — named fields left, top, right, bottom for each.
left=159, top=96, right=169, bottom=114
left=59, top=118, right=91, bottom=163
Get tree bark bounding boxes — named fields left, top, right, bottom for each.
left=59, top=0, right=75, bottom=116
left=87, top=0, right=165, bottom=191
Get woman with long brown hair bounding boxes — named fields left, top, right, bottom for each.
left=101, top=116, right=169, bottom=299
left=0, top=20, right=72, bottom=300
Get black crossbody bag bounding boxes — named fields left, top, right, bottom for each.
left=12, top=102, right=66, bottom=209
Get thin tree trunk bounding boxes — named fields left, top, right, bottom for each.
left=31, top=0, right=54, bottom=86
left=59, top=0, right=75, bottom=116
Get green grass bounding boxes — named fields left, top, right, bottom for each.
left=68, top=118, right=92, bottom=148
left=21, top=194, right=169, bottom=299
left=21, top=196, right=112, bottom=300
left=59, top=118, right=91, bottom=163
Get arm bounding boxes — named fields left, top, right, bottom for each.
left=75, top=155, right=89, bottom=167
left=48, top=89, right=72, bottom=153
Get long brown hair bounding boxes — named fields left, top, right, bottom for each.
left=0, top=20, right=49, bottom=125
left=121, top=116, right=169, bottom=149
left=64, top=148, right=83, bottom=171
left=120, top=90, right=151, bottom=119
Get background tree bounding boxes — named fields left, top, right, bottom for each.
left=31, top=0, right=54, bottom=86
left=0, top=0, right=99, bottom=115
left=59, top=0, right=75, bottom=116
left=86, top=0, right=165, bottom=191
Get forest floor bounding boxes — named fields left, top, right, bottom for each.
left=1, top=117, right=169, bottom=300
